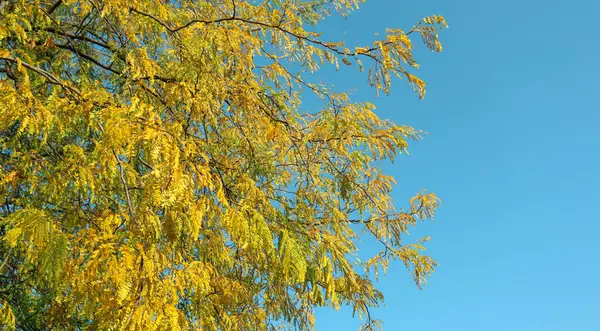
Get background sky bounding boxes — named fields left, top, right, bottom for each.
left=312, top=0, right=600, bottom=330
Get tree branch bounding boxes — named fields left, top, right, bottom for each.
left=47, top=0, right=62, bottom=14
left=55, top=43, right=120, bottom=75
left=0, top=56, right=81, bottom=96
left=112, top=150, right=135, bottom=221
left=40, top=27, right=113, bottom=51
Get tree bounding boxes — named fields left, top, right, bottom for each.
left=0, top=0, right=446, bottom=329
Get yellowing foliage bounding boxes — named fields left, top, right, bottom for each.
left=0, top=0, right=446, bottom=330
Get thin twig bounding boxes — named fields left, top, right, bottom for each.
left=112, top=150, right=135, bottom=221
left=0, top=246, right=13, bottom=273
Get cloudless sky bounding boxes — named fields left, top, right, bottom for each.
left=312, top=0, right=600, bottom=330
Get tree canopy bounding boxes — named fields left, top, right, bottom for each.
left=0, top=0, right=446, bottom=329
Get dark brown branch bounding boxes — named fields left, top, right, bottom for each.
left=47, top=0, right=62, bottom=14
left=55, top=43, right=120, bottom=75
left=40, top=27, right=113, bottom=51
left=130, top=7, right=238, bottom=33
left=52, top=44, right=175, bottom=83
left=0, top=56, right=81, bottom=96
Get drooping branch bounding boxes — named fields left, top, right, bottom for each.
left=0, top=56, right=81, bottom=96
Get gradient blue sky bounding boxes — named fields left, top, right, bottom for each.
left=313, top=0, right=600, bottom=330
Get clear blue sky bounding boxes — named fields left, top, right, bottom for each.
left=313, top=0, right=600, bottom=330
